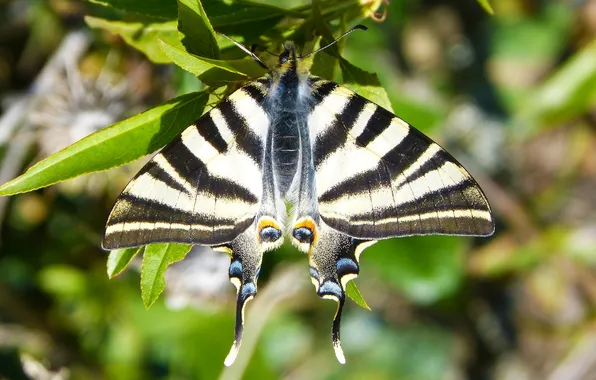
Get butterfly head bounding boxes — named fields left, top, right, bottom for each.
left=273, top=24, right=368, bottom=78
left=273, top=41, right=311, bottom=80
left=278, top=41, right=298, bottom=66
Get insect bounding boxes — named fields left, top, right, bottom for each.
left=102, top=25, right=494, bottom=366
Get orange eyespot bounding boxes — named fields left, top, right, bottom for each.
left=257, top=217, right=282, bottom=243
left=292, top=217, right=317, bottom=246
left=260, top=226, right=281, bottom=243
left=293, top=227, right=313, bottom=244
left=294, top=217, right=315, bottom=231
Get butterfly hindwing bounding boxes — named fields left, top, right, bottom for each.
left=309, top=79, right=494, bottom=240
left=103, top=79, right=271, bottom=249
left=306, top=220, right=374, bottom=364
left=302, top=78, right=495, bottom=362
left=103, top=76, right=286, bottom=366
left=213, top=221, right=266, bottom=367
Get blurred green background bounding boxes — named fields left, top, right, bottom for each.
left=1, top=0, right=595, bottom=379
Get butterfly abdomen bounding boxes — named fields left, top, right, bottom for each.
left=271, top=113, right=301, bottom=196
left=265, top=62, right=313, bottom=198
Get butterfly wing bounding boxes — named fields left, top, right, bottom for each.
left=306, top=221, right=374, bottom=364
left=103, top=80, right=270, bottom=249
left=303, top=78, right=495, bottom=363
left=103, top=77, right=286, bottom=367
left=310, top=80, right=495, bottom=239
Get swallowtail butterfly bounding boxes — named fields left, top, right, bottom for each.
left=103, top=25, right=494, bottom=365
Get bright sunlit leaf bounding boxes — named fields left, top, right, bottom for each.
left=141, top=243, right=192, bottom=309
left=0, top=91, right=209, bottom=196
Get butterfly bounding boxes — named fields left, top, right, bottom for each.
left=102, top=25, right=494, bottom=366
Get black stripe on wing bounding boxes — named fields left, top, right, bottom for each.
left=354, top=107, right=388, bottom=147
left=313, top=94, right=368, bottom=168
left=313, top=89, right=494, bottom=239
left=218, top=99, right=263, bottom=163
left=242, top=81, right=267, bottom=103
left=311, top=80, right=338, bottom=102
left=142, top=160, right=189, bottom=195
left=103, top=79, right=269, bottom=249
left=161, top=132, right=260, bottom=202
left=318, top=137, right=461, bottom=204
left=103, top=144, right=260, bottom=248
left=105, top=192, right=253, bottom=247
left=197, top=113, right=228, bottom=153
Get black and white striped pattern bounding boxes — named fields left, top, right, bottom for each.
left=103, top=81, right=270, bottom=248
left=309, top=80, right=494, bottom=239
left=103, top=41, right=494, bottom=366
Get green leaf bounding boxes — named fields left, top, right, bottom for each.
left=89, top=0, right=178, bottom=19
left=38, top=265, right=87, bottom=297
left=311, top=49, right=340, bottom=81
left=107, top=247, right=143, bottom=278
left=346, top=280, right=371, bottom=310
left=159, top=39, right=265, bottom=86
left=90, top=0, right=297, bottom=33
left=206, top=0, right=293, bottom=26
left=159, top=39, right=245, bottom=75
left=0, top=91, right=209, bottom=196
left=477, top=0, right=495, bottom=15
left=177, top=0, right=220, bottom=59
left=311, top=0, right=342, bottom=55
left=309, top=1, right=340, bottom=79
left=85, top=16, right=180, bottom=64
left=340, top=58, right=394, bottom=112
left=159, top=41, right=247, bottom=78
left=309, top=1, right=393, bottom=111
left=141, top=243, right=192, bottom=309
left=203, top=0, right=295, bottom=37
left=366, top=236, right=465, bottom=305
left=520, top=39, right=596, bottom=132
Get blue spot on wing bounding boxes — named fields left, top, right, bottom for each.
left=229, top=260, right=243, bottom=278
left=318, top=281, right=342, bottom=299
left=336, top=258, right=359, bottom=277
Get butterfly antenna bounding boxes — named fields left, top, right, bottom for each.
left=251, top=44, right=279, bottom=58
left=300, top=24, right=368, bottom=59
left=221, top=34, right=268, bottom=69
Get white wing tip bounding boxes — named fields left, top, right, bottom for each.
left=333, top=340, right=346, bottom=364
left=224, top=343, right=240, bottom=367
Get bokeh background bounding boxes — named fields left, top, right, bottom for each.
left=1, top=0, right=595, bottom=379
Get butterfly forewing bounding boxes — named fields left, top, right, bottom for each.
left=309, top=80, right=494, bottom=239
left=103, top=80, right=270, bottom=249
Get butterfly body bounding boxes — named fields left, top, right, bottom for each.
left=103, top=39, right=494, bottom=366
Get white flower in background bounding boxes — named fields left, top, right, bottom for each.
left=0, top=30, right=143, bottom=232
left=123, top=246, right=231, bottom=311
left=164, top=246, right=232, bottom=310
left=442, top=102, right=505, bottom=173
left=0, top=30, right=146, bottom=194
left=27, top=49, right=134, bottom=197
left=29, top=58, right=129, bottom=157
left=21, top=353, right=69, bottom=380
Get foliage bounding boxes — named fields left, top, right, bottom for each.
left=1, top=0, right=595, bottom=379
left=0, top=0, right=392, bottom=309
